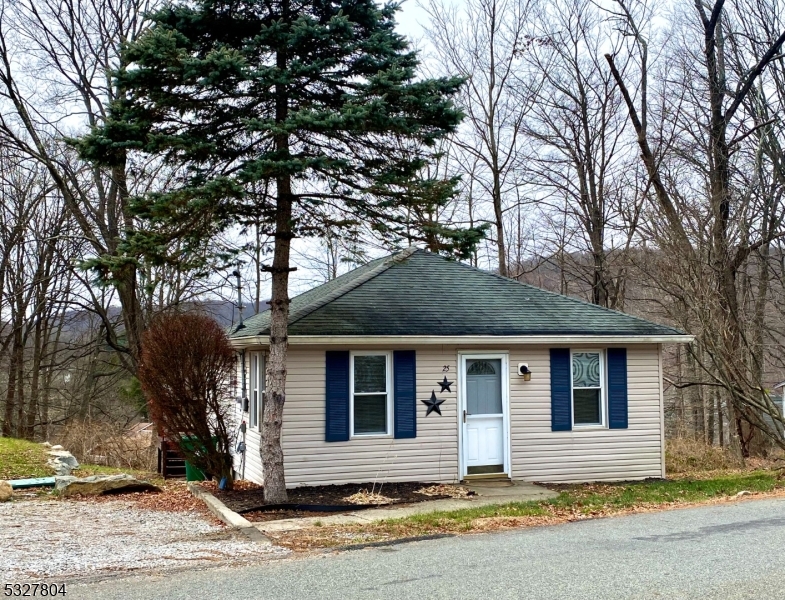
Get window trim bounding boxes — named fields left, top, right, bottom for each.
left=249, top=352, right=264, bottom=431
left=349, top=351, right=393, bottom=438
left=570, top=349, right=606, bottom=428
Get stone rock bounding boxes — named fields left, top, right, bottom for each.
left=55, top=474, right=161, bottom=497
left=40, top=441, right=52, bottom=448
left=0, top=480, right=12, bottom=502
left=47, top=450, right=79, bottom=476
left=50, top=444, right=64, bottom=451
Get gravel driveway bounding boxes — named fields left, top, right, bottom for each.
left=1, top=498, right=288, bottom=581
left=68, top=497, right=785, bottom=600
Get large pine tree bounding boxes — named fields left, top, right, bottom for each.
left=81, top=0, right=478, bottom=502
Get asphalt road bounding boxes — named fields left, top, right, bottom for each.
left=70, top=498, right=785, bottom=600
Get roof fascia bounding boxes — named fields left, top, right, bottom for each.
left=230, top=334, right=694, bottom=348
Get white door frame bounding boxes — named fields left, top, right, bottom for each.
left=457, top=352, right=511, bottom=478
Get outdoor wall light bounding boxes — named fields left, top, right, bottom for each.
left=517, top=363, right=532, bottom=381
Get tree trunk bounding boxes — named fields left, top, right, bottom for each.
left=261, top=22, right=293, bottom=504
left=706, top=384, right=715, bottom=445
left=262, top=184, right=293, bottom=504
left=262, top=186, right=293, bottom=502
left=493, top=182, right=507, bottom=277
left=24, top=315, right=44, bottom=439
left=717, top=389, right=724, bottom=447
left=255, top=221, right=262, bottom=313
left=2, top=340, right=18, bottom=437
left=118, top=272, right=145, bottom=372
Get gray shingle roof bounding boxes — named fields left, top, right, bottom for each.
left=231, top=248, right=684, bottom=338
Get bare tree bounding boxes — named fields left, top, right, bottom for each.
left=606, top=0, right=785, bottom=454
left=521, top=0, right=641, bottom=308
left=422, top=0, right=535, bottom=276
left=0, top=0, right=216, bottom=381
left=0, top=149, right=84, bottom=438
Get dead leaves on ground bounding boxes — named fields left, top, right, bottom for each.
left=63, top=480, right=224, bottom=525
left=416, top=484, right=473, bottom=498
left=345, top=490, right=398, bottom=505
left=199, top=479, right=261, bottom=492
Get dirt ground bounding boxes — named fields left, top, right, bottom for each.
left=207, top=481, right=472, bottom=521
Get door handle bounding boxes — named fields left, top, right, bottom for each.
left=463, top=410, right=467, bottom=423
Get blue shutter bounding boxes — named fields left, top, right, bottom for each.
left=550, top=348, right=572, bottom=431
left=393, top=350, right=417, bottom=439
left=325, top=351, right=350, bottom=442
left=607, top=348, right=628, bottom=429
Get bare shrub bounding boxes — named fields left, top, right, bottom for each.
left=138, top=313, right=235, bottom=488
left=52, top=419, right=157, bottom=472
left=665, top=438, right=743, bottom=474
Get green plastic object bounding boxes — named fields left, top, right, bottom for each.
left=9, top=477, right=56, bottom=489
left=184, top=460, right=205, bottom=482
left=180, top=436, right=216, bottom=481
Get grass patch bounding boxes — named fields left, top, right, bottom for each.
left=0, top=437, right=50, bottom=480
left=0, top=436, right=159, bottom=482
left=269, top=470, right=785, bottom=550
left=397, top=472, right=782, bottom=530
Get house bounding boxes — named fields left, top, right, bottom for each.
left=229, top=248, right=692, bottom=486
left=757, top=383, right=785, bottom=440
left=772, top=382, right=785, bottom=415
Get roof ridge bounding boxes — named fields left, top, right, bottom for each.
left=419, top=250, right=685, bottom=335
left=285, top=247, right=418, bottom=328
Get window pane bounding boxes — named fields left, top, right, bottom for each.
left=467, top=359, right=502, bottom=415
left=573, top=389, right=601, bottom=424
left=354, top=355, right=387, bottom=393
left=354, top=394, right=387, bottom=434
left=573, top=352, right=601, bottom=387
left=250, top=355, right=257, bottom=391
left=467, top=360, right=497, bottom=375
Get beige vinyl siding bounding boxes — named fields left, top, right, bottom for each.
left=232, top=351, right=264, bottom=483
left=508, top=344, right=663, bottom=482
left=279, top=346, right=459, bottom=487
left=237, top=342, right=664, bottom=486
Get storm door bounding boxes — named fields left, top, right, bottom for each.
left=462, top=357, right=506, bottom=475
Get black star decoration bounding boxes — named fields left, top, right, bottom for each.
left=422, top=391, right=446, bottom=416
left=438, top=376, right=454, bottom=393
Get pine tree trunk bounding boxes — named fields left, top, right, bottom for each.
left=262, top=185, right=292, bottom=503
left=261, top=29, right=292, bottom=504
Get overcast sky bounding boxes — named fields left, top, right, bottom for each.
left=395, top=0, right=429, bottom=41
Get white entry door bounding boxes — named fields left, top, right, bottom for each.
left=462, top=357, right=507, bottom=476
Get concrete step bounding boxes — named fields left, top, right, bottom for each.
left=463, top=473, right=512, bottom=483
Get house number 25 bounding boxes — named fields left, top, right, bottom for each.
left=443, top=365, right=450, bottom=372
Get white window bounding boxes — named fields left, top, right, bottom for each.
left=350, top=352, right=392, bottom=436
left=571, top=350, right=605, bottom=426
left=249, top=352, right=264, bottom=430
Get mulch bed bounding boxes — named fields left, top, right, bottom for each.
left=207, top=481, right=466, bottom=521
